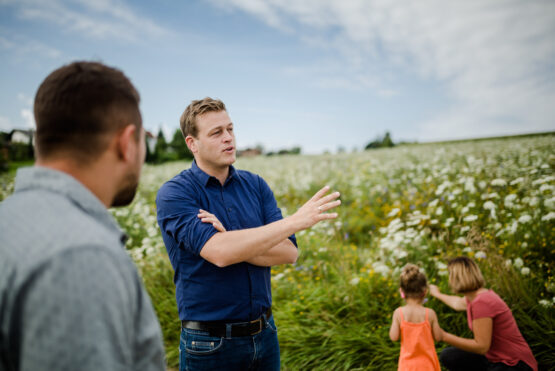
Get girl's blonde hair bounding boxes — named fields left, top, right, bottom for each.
left=447, top=256, right=485, bottom=294
left=400, top=264, right=428, bottom=298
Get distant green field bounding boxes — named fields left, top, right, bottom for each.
left=2, top=134, right=554, bottom=369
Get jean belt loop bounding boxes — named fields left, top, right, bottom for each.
left=225, top=323, right=232, bottom=339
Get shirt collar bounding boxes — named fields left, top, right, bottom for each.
left=14, top=166, right=127, bottom=244
left=190, top=160, right=238, bottom=186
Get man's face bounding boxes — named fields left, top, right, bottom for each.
left=189, top=110, right=236, bottom=171
left=112, top=126, right=145, bottom=207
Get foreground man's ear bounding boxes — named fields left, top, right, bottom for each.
left=116, top=124, right=138, bottom=161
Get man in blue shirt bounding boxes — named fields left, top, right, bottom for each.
left=156, top=97, right=341, bottom=371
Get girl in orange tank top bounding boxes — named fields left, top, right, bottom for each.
left=389, top=264, right=442, bottom=371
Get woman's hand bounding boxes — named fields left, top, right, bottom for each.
left=429, top=284, right=441, bottom=298
left=198, top=209, right=226, bottom=233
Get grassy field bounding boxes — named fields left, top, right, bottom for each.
left=1, top=135, right=554, bottom=369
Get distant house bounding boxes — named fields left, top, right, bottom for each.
left=9, top=129, right=34, bottom=145
left=145, top=130, right=157, bottom=154
left=237, top=147, right=262, bottom=157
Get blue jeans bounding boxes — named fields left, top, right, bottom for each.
left=179, top=315, right=280, bottom=371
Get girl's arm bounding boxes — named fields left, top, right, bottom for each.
left=429, top=284, right=466, bottom=311
left=428, top=309, right=443, bottom=342
left=389, top=308, right=401, bottom=341
left=441, top=317, right=493, bottom=354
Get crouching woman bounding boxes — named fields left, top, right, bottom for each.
left=429, top=256, right=537, bottom=371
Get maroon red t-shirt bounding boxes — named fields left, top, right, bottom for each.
left=466, top=290, right=537, bottom=371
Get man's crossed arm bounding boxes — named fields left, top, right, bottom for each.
left=197, top=185, right=340, bottom=267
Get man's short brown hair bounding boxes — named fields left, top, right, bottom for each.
left=34, top=61, right=141, bottom=162
left=448, top=256, right=486, bottom=294
left=180, top=97, right=226, bottom=139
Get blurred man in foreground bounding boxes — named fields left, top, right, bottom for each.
left=0, top=61, right=165, bottom=371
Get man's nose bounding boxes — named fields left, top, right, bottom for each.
left=223, top=130, right=233, bottom=141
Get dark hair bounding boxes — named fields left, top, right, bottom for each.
left=180, top=97, right=226, bottom=139
left=34, top=61, right=141, bottom=162
left=400, top=263, right=428, bottom=298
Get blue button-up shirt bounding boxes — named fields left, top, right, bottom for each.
left=156, top=161, right=296, bottom=322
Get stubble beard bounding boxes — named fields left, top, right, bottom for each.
left=111, top=170, right=139, bottom=207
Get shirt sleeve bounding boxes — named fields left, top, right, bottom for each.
left=156, top=180, right=218, bottom=255
left=257, top=175, right=297, bottom=247
left=15, top=246, right=164, bottom=371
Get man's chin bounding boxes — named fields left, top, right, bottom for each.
left=111, top=177, right=139, bottom=207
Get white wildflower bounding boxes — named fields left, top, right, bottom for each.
left=475, top=251, right=487, bottom=259
left=436, top=207, right=443, bottom=216
left=528, top=197, right=539, bottom=207
left=463, top=215, right=478, bottom=222
left=510, top=177, right=524, bottom=186
left=491, top=178, right=507, bottom=187
left=387, top=208, right=400, bottom=218
left=454, top=237, right=467, bottom=245
left=521, top=267, right=530, bottom=275
left=538, top=299, right=551, bottom=308
left=513, top=258, right=524, bottom=268
left=545, top=197, right=555, bottom=210
left=505, top=259, right=512, bottom=267
left=508, top=221, right=518, bottom=235
left=504, top=194, right=518, bottom=208
left=350, top=277, right=360, bottom=285
left=541, top=212, right=555, bottom=221
left=436, top=261, right=447, bottom=270
left=518, top=214, right=532, bottom=223
left=483, top=201, right=496, bottom=210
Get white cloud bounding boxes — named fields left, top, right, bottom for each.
left=17, top=93, right=33, bottom=106
left=214, top=0, right=555, bottom=138
left=20, top=109, right=35, bottom=129
left=10, top=0, right=170, bottom=42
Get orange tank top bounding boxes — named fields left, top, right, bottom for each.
left=398, top=308, right=441, bottom=371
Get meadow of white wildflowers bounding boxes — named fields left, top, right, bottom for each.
left=1, top=135, right=553, bottom=369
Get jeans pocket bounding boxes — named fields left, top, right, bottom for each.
left=266, top=316, right=278, bottom=333
left=182, top=329, right=224, bottom=356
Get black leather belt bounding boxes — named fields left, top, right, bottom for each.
left=181, top=308, right=272, bottom=337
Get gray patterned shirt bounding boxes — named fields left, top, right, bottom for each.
left=0, top=167, right=165, bottom=371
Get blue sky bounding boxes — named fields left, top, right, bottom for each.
left=1, top=0, right=554, bottom=154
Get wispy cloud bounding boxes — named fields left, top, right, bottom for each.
left=20, top=108, right=35, bottom=129
left=212, top=0, right=555, bottom=138
left=5, top=0, right=170, bottom=43
left=0, top=33, right=62, bottom=59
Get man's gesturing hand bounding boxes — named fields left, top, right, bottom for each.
left=292, top=185, right=341, bottom=230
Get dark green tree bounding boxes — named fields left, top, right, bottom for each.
left=169, top=129, right=193, bottom=160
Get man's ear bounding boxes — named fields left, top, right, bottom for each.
left=185, top=135, right=198, bottom=154
left=116, top=124, right=137, bottom=161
